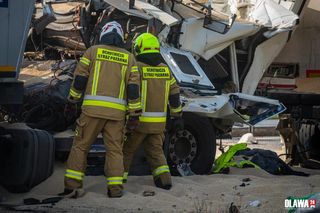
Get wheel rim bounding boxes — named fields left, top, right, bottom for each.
left=169, top=129, right=197, bottom=165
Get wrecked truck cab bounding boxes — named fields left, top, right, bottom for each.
left=160, top=45, right=285, bottom=124
left=158, top=43, right=285, bottom=174
left=0, top=0, right=303, bottom=192
left=97, top=0, right=290, bottom=174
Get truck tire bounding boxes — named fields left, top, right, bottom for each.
left=0, top=125, right=55, bottom=192
left=299, top=122, right=320, bottom=160
left=165, top=113, right=216, bottom=175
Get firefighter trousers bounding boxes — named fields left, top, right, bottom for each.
left=123, top=132, right=171, bottom=186
left=64, top=113, right=125, bottom=194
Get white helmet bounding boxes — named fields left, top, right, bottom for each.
left=99, top=21, right=124, bottom=42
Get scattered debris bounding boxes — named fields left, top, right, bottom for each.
left=177, top=163, right=195, bottom=176
left=17, top=60, right=80, bottom=132
left=242, top=178, right=251, bottom=182
left=229, top=202, right=240, bottom=213
left=213, top=143, right=310, bottom=176
left=238, top=133, right=258, bottom=144
left=248, top=200, right=261, bottom=207
left=143, top=190, right=155, bottom=197
left=239, top=183, right=246, bottom=187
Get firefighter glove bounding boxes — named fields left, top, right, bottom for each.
left=126, top=115, right=140, bottom=132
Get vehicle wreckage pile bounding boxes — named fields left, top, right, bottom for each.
left=1, top=0, right=319, bottom=199
left=14, top=0, right=297, bottom=134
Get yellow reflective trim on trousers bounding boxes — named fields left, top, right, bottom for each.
left=164, top=80, right=170, bottom=112
left=141, top=80, right=147, bottom=112
left=139, top=116, right=166, bottom=123
left=91, top=61, right=101, bottom=95
left=65, top=174, right=82, bottom=181
left=119, top=65, right=127, bottom=99
left=66, top=169, right=84, bottom=176
left=65, top=169, right=84, bottom=181
left=107, top=176, right=123, bottom=181
left=82, top=100, right=126, bottom=111
left=170, top=105, right=182, bottom=113
left=108, top=181, right=123, bottom=185
left=153, top=165, right=170, bottom=176
left=123, top=172, right=128, bottom=180
left=107, top=176, right=123, bottom=185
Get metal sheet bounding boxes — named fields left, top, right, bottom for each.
left=105, top=0, right=178, bottom=26
left=104, top=0, right=152, bottom=20
left=242, top=32, right=290, bottom=95
left=133, top=0, right=179, bottom=26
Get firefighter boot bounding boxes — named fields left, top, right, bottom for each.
left=154, top=172, right=172, bottom=190
left=107, top=185, right=123, bottom=198
left=58, top=188, right=85, bottom=198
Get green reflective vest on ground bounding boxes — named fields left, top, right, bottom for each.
left=213, top=143, right=259, bottom=173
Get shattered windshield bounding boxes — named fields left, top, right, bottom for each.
left=230, top=94, right=286, bottom=125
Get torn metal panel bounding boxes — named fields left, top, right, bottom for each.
left=178, top=18, right=259, bottom=60
left=181, top=91, right=285, bottom=125
left=106, top=0, right=179, bottom=26
left=250, top=0, right=299, bottom=29
left=104, top=0, right=153, bottom=20
left=242, top=31, right=289, bottom=95
left=133, top=0, right=179, bottom=26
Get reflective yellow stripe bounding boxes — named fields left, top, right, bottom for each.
left=81, top=57, right=91, bottom=63
left=170, top=77, right=176, bottom=85
left=83, top=100, right=126, bottom=111
left=65, top=169, right=84, bottom=181
left=119, top=65, right=127, bottom=99
left=141, top=80, right=147, bottom=112
left=80, top=59, right=90, bottom=66
left=153, top=165, right=170, bottom=176
left=131, top=66, right=138, bottom=73
left=69, top=88, right=82, bottom=99
left=67, top=169, right=84, bottom=176
left=128, top=102, right=142, bottom=110
left=139, top=116, right=166, bottom=123
left=92, top=61, right=101, bottom=95
left=80, top=57, right=91, bottom=66
left=164, top=80, right=170, bottom=112
left=123, top=172, right=128, bottom=180
left=170, top=105, right=182, bottom=113
left=65, top=174, right=82, bottom=181
left=108, top=181, right=123, bottom=185
left=107, top=176, right=123, bottom=185
left=107, top=177, right=123, bottom=181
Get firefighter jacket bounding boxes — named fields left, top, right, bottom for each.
left=135, top=61, right=182, bottom=134
left=68, top=44, right=141, bottom=120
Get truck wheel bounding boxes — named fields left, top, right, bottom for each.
left=166, top=113, right=216, bottom=175
left=299, top=122, right=320, bottom=160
